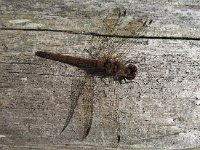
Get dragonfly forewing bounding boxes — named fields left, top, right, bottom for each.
left=102, top=7, right=126, bottom=34
left=85, top=8, right=152, bottom=61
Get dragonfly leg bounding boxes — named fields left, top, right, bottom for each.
left=99, top=76, right=110, bottom=86
left=83, top=48, right=97, bottom=59
left=113, top=75, right=123, bottom=84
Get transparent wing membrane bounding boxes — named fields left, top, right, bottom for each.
left=60, top=78, right=86, bottom=135
left=84, top=7, right=152, bottom=60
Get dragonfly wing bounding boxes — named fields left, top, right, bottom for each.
left=79, top=76, right=95, bottom=140
left=60, top=78, right=86, bottom=134
left=119, top=15, right=153, bottom=36
left=97, top=15, right=153, bottom=61
left=102, top=7, right=126, bottom=34
left=85, top=8, right=152, bottom=60
left=106, top=15, right=153, bottom=50
left=84, top=7, right=125, bottom=59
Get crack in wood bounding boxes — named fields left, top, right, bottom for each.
left=1, top=27, right=200, bottom=41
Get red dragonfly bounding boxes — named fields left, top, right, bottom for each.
left=35, top=7, right=152, bottom=141
left=35, top=51, right=137, bottom=83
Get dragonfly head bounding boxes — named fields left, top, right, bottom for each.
left=124, top=64, right=137, bottom=80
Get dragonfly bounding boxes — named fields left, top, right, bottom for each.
left=35, top=7, right=152, bottom=141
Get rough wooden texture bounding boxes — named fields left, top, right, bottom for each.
left=0, top=0, right=200, bottom=149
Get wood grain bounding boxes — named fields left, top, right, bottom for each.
left=0, top=0, right=200, bottom=149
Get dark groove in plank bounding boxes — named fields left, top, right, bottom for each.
left=1, top=27, right=200, bottom=41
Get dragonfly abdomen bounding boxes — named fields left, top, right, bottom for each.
left=35, top=51, right=104, bottom=69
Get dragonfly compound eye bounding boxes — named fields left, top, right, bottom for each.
left=125, top=64, right=137, bottom=80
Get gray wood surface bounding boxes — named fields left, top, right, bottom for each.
left=0, top=0, right=200, bottom=149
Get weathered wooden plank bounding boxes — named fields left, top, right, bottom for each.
left=1, top=0, right=200, bottom=149
left=1, top=0, right=200, bottom=37
left=0, top=29, right=200, bottom=149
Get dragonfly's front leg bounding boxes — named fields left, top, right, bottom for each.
left=113, top=75, right=123, bottom=84
left=83, top=48, right=97, bottom=59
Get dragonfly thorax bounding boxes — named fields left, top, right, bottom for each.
left=103, top=60, right=137, bottom=83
